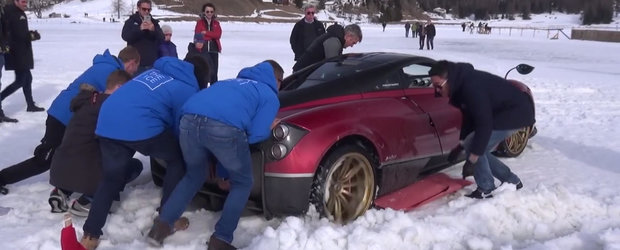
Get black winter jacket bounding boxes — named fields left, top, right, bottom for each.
left=447, top=62, right=535, bottom=155
left=2, top=4, right=33, bottom=70
left=293, top=24, right=344, bottom=72
left=49, top=86, right=108, bottom=195
left=289, top=18, right=325, bottom=61
left=121, top=13, right=164, bottom=68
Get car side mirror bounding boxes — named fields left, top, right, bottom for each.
left=516, top=64, right=534, bottom=75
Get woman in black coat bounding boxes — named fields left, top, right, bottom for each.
left=0, top=0, right=43, bottom=111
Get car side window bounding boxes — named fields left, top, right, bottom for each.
left=373, top=69, right=404, bottom=91
left=402, top=64, right=432, bottom=88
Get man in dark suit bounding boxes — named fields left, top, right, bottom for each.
left=289, top=4, right=325, bottom=62
left=1, top=0, right=44, bottom=112
left=429, top=60, right=534, bottom=199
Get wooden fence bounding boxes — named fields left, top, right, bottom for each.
left=572, top=29, right=620, bottom=43
left=491, top=26, right=570, bottom=39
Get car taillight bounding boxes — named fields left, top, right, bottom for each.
left=272, top=124, right=290, bottom=141
left=271, top=143, right=288, bottom=159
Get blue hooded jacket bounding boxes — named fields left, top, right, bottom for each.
left=47, top=49, right=123, bottom=125
left=182, top=62, right=280, bottom=144
left=96, top=57, right=199, bottom=141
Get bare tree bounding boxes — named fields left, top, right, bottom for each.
left=111, top=0, right=128, bottom=19
left=29, top=0, right=44, bottom=18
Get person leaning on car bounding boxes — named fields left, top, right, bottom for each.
left=146, top=60, right=283, bottom=250
left=292, top=23, right=362, bottom=72
left=289, top=3, right=325, bottom=62
left=428, top=60, right=534, bottom=199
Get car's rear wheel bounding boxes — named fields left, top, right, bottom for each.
left=494, top=127, right=531, bottom=157
left=310, top=144, right=376, bottom=224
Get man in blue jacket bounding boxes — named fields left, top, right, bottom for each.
left=429, top=60, right=534, bottom=199
left=146, top=60, right=283, bottom=249
left=0, top=47, right=140, bottom=196
left=80, top=56, right=209, bottom=249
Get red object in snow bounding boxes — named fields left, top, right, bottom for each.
left=374, top=173, right=472, bottom=211
left=61, top=225, right=86, bottom=250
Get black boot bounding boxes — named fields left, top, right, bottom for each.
left=0, top=185, right=8, bottom=195
left=0, top=115, right=18, bottom=123
left=146, top=218, right=173, bottom=247
left=27, top=104, right=45, bottom=112
left=207, top=235, right=236, bottom=250
left=461, top=160, right=474, bottom=179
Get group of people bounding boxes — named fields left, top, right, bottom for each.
left=0, top=0, right=534, bottom=249
left=404, top=20, right=436, bottom=50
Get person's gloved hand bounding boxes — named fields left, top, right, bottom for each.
left=447, top=143, right=464, bottom=163
left=462, top=159, right=475, bottom=179
left=29, top=30, right=41, bottom=41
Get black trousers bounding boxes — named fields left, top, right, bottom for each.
left=0, top=69, right=35, bottom=106
left=0, top=115, right=65, bottom=186
left=84, top=129, right=186, bottom=237
left=207, top=52, right=219, bottom=84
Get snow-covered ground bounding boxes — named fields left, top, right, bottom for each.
left=1, top=3, right=620, bottom=249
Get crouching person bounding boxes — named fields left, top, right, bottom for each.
left=80, top=56, right=210, bottom=249
left=146, top=60, right=283, bottom=249
left=49, top=70, right=142, bottom=217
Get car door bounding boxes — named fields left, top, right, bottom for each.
left=400, top=63, right=461, bottom=154
left=361, top=68, right=441, bottom=161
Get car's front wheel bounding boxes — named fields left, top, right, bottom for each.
left=494, top=127, right=531, bottom=157
left=310, top=144, right=376, bottom=224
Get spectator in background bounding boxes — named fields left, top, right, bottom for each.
left=195, top=3, right=222, bottom=84
left=159, top=25, right=178, bottom=58
left=121, top=0, right=164, bottom=73
left=412, top=22, right=418, bottom=38
left=1, top=0, right=44, bottom=112
left=381, top=21, right=386, bottom=32
left=418, top=22, right=426, bottom=50
left=425, top=20, right=436, bottom=50
left=404, top=22, right=411, bottom=37
left=0, top=7, right=17, bottom=123
left=289, top=3, right=325, bottom=62
left=0, top=47, right=140, bottom=197
left=293, top=24, right=362, bottom=72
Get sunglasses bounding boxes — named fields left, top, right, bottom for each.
left=306, top=11, right=315, bottom=15
left=141, top=7, right=151, bottom=12
left=205, top=10, right=214, bottom=13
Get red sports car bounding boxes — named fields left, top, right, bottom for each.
left=152, top=52, right=535, bottom=223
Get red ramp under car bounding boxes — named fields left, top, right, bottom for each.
left=374, top=173, right=472, bottom=211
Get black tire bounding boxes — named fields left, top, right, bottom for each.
left=150, top=157, right=165, bottom=187
left=494, top=127, right=531, bottom=157
left=310, top=144, right=376, bottom=224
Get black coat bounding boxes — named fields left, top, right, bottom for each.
left=121, top=13, right=164, bottom=68
left=447, top=63, right=535, bottom=155
left=49, top=86, right=108, bottom=196
left=289, top=18, right=325, bottom=61
left=2, top=4, right=33, bottom=70
left=293, top=24, right=344, bottom=72
left=426, top=24, right=436, bottom=37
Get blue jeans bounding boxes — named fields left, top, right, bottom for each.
left=463, top=130, right=521, bottom=193
left=83, top=129, right=185, bottom=237
left=159, top=114, right=252, bottom=244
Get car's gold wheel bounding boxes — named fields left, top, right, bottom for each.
left=495, top=127, right=530, bottom=157
left=311, top=145, right=376, bottom=224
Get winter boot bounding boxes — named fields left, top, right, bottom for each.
left=0, top=185, right=7, bottom=195
left=465, top=189, right=493, bottom=199
left=49, top=188, right=70, bottom=213
left=146, top=218, right=174, bottom=247
left=207, top=234, right=236, bottom=250
left=69, top=195, right=92, bottom=217
left=26, top=104, right=45, bottom=112
left=80, top=233, right=100, bottom=250
left=0, top=115, right=18, bottom=123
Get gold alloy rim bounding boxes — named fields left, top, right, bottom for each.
left=505, top=127, right=530, bottom=154
left=324, top=152, right=375, bottom=224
